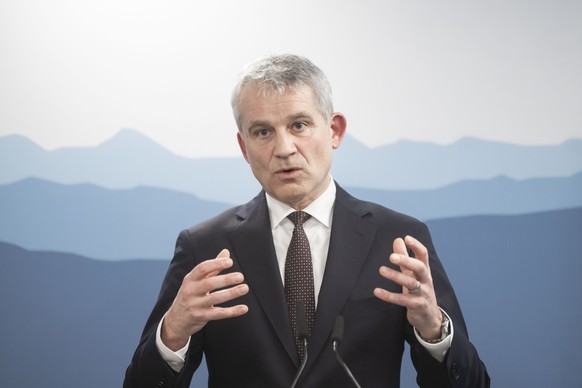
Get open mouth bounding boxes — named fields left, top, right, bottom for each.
left=276, top=167, right=300, bottom=177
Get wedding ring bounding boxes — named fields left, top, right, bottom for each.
left=408, top=280, right=421, bottom=294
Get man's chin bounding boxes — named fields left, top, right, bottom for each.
left=270, top=187, right=306, bottom=207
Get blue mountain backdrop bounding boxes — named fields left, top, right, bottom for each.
left=1, top=129, right=581, bottom=387
left=1, top=175, right=581, bottom=260
left=1, top=207, right=581, bottom=387
left=1, top=129, right=581, bottom=204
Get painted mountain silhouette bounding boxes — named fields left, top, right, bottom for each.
left=0, top=178, right=230, bottom=260
left=0, top=129, right=259, bottom=205
left=1, top=206, right=581, bottom=387
left=0, top=241, right=207, bottom=388
left=1, top=175, right=581, bottom=260
left=423, top=207, right=582, bottom=388
left=335, top=135, right=582, bottom=190
left=347, top=171, right=582, bottom=220
left=1, top=129, right=581, bottom=204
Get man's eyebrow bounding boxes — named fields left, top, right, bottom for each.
left=246, top=120, right=271, bottom=132
left=246, top=112, right=315, bottom=130
left=286, top=112, right=315, bottom=122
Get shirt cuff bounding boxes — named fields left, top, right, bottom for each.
left=155, top=314, right=189, bottom=373
left=414, top=308, right=454, bottom=363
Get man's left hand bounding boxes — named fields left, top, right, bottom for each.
left=373, top=235, right=443, bottom=340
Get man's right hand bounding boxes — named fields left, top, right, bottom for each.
left=161, top=249, right=249, bottom=351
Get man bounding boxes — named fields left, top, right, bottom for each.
left=124, top=54, right=489, bottom=387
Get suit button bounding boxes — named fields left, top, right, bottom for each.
left=450, top=363, right=460, bottom=380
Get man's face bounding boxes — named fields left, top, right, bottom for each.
left=236, top=84, right=346, bottom=210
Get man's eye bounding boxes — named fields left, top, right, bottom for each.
left=292, top=122, right=306, bottom=130
left=256, top=128, right=270, bottom=137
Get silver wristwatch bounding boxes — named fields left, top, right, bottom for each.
left=423, top=313, right=451, bottom=344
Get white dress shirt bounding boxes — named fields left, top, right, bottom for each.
left=265, top=176, right=336, bottom=307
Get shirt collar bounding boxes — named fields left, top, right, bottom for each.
left=266, top=176, right=336, bottom=229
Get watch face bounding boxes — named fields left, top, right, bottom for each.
left=442, top=315, right=450, bottom=336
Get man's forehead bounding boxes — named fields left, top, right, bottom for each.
left=240, top=85, right=317, bottom=115
left=236, top=83, right=328, bottom=133
left=240, top=82, right=315, bottom=102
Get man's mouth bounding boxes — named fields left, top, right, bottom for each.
left=276, top=167, right=300, bottom=177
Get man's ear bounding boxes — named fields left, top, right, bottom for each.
left=330, top=112, right=347, bottom=149
left=237, top=132, right=250, bottom=163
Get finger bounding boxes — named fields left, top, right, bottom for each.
left=173, top=278, right=249, bottom=326
left=187, top=251, right=234, bottom=281
left=373, top=287, right=418, bottom=308
left=206, top=283, right=250, bottom=307
left=373, top=287, right=400, bottom=305
left=379, top=265, right=420, bottom=291
left=389, top=253, right=428, bottom=278
left=216, top=248, right=230, bottom=259
left=205, top=303, right=250, bottom=322
left=204, top=249, right=235, bottom=278
left=392, top=237, right=415, bottom=279
left=404, top=236, right=429, bottom=267
left=197, top=271, right=247, bottom=298
left=177, top=301, right=249, bottom=332
left=392, top=237, right=408, bottom=256
left=196, top=280, right=250, bottom=322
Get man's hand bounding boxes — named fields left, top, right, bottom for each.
left=161, top=249, right=249, bottom=351
left=373, top=236, right=442, bottom=340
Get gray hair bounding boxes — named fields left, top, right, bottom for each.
left=231, top=54, right=334, bottom=130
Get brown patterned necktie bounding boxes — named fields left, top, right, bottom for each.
left=284, top=211, right=315, bottom=361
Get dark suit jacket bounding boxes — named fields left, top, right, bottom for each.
left=124, top=184, right=489, bottom=387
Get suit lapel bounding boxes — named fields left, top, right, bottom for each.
left=226, top=187, right=379, bottom=370
left=227, top=193, right=298, bottom=366
left=307, top=186, right=378, bottom=368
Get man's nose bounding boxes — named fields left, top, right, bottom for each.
left=273, top=131, right=296, bottom=157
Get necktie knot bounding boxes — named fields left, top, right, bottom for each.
left=288, top=211, right=311, bottom=227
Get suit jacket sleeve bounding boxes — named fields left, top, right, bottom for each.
left=123, top=229, right=206, bottom=388
left=404, top=221, right=490, bottom=387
